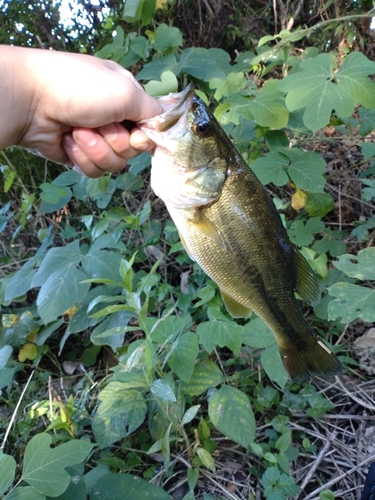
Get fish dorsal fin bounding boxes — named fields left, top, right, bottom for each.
left=294, top=249, right=321, bottom=307
left=189, top=210, right=227, bottom=251
left=220, top=289, right=252, bottom=318
left=178, top=232, right=195, bottom=261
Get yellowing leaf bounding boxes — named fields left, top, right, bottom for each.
left=18, top=344, right=38, bottom=362
left=291, top=188, right=307, bottom=210
left=156, top=0, right=168, bottom=8
left=2, top=314, right=19, bottom=328
left=63, top=305, right=79, bottom=319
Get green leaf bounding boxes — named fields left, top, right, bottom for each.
left=262, top=466, right=300, bottom=498
left=82, top=248, right=123, bottom=283
left=89, top=473, right=171, bottom=500
left=287, top=151, right=326, bottom=192
left=250, top=152, right=289, bottom=186
left=358, top=108, right=375, bottom=135
left=137, top=53, right=177, bottom=81
left=150, top=379, right=176, bottom=402
left=208, top=385, right=255, bottom=448
left=306, top=392, right=334, bottom=418
left=123, top=0, right=144, bottom=21
left=178, top=47, right=226, bottom=81
left=305, top=192, right=334, bottom=217
left=333, top=247, right=375, bottom=280
left=6, top=486, right=45, bottom=500
left=197, top=320, right=243, bottom=355
left=181, top=360, right=224, bottom=396
left=36, top=266, right=90, bottom=324
left=242, top=317, right=275, bottom=348
left=181, top=405, right=201, bottom=427
left=21, top=434, right=93, bottom=497
left=249, top=80, right=289, bottom=129
left=144, top=70, right=178, bottom=97
left=278, top=53, right=354, bottom=132
left=196, top=448, right=215, bottom=472
left=328, top=282, right=375, bottom=323
left=154, top=24, right=183, bottom=51
left=209, top=72, right=245, bottom=101
left=260, top=345, right=289, bottom=389
left=168, top=333, right=199, bottom=383
left=288, top=217, right=325, bottom=247
left=31, top=241, right=83, bottom=288
left=336, top=52, right=375, bottom=109
left=0, top=450, right=16, bottom=496
left=362, top=179, right=375, bottom=201
left=92, top=383, right=147, bottom=448
left=39, top=183, right=72, bottom=213
left=52, top=465, right=86, bottom=500
left=0, top=345, right=13, bottom=370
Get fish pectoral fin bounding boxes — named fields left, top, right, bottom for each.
left=220, top=289, right=252, bottom=318
left=294, top=248, right=321, bottom=307
left=189, top=210, right=227, bottom=251
left=178, top=232, right=196, bottom=261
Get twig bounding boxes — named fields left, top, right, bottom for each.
left=297, top=431, right=337, bottom=497
left=1, top=370, right=34, bottom=449
left=303, top=453, right=375, bottom=500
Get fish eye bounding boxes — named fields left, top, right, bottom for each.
left=193, top=120, right=211, bottom=137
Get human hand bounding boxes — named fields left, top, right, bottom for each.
left=0, top=46, right=162, bottom=177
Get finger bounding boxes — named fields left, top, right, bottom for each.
left=129, top=127, right=155, bottom=152
left=72, top=127, right=128, bottom=172
left=62, top=133, right=108, bottom=178
left=97, top=123, right=154, bottom=158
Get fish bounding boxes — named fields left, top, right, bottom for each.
left=138, top=84, right=342, bottom=381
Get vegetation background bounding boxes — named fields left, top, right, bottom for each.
left=1, top=0, right=375, bottom=499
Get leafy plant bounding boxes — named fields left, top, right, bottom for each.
left=1, top=5, right=375, bottom=500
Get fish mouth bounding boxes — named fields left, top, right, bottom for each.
left=138, top=84, right=195, bottom=134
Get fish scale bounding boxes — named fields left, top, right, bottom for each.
left=138, top=85, right=342, bottom=381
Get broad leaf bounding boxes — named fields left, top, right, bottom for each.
left=249, top=80, right=289, bottom=129
left=90, top=473, right=171, bottom=500
left=261, top=345, right=289, bottom=389
left=250, top=152, right=289, bottom=186
left=6, top=486, right=45, bottom=500
left=150, top=379, right=176, bottom=402
left=168, top=333, right=199, bottom=383
left=22, top=434, right=94, bottom=497
left=287, top=151, right=326, bottom=193
left=144, top=70, right=178, bottom=97
left=328, top=282, right=375, bottom=322
left=242, top=317, right=275, bottom=348
left=92, top=383, right=147, bottom=448
left=333, top=247, right=375, bottom=280
left=181, top=360, right=223, bottom=396
left=278, top=53, right=354, bottom=132
left=208, top=385, right=255, bottom=448
left=36, top=266, right=90, bottom=325
left=336, top=52, right=375, bottom=109
left=0, top=450, right=16, bottom=496
left=197, top=320, right=243, bottom=355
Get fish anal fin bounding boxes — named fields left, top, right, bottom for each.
left=178, top=232, right=195, bottom=261
left=189, top=210, right=226, bottom=251
left=294, top=249, right=321, bottom=307
left=280, top=334, right=342, bottom=382
left=220, top=289, right=252, bottom=319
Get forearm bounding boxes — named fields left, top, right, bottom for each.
left=0, top=45, right=37, bottom=150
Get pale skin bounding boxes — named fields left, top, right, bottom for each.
left=0, top=45, right=162, bottom=178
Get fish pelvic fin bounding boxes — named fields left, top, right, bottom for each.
left=220, top=289, right=252, bottom=318
left=280, top=333, right=342, bottom=382
left=189, top=209, right=227, bottom=251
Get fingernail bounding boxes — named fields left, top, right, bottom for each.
left=136, top=140, right=153, bottom=151
left=103, top=124, right=118, bottom=142
left=76, top=129, right=97, bottom=147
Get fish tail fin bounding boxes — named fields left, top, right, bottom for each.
left=280, top=331, right=342, bottom=382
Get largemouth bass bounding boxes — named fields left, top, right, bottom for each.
left=138, top=85, right=342, bottom=381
